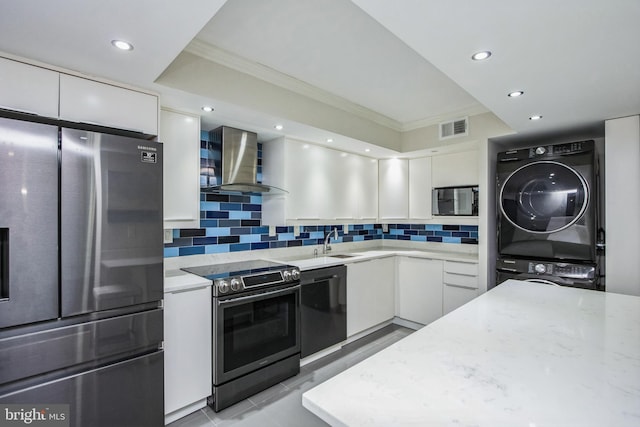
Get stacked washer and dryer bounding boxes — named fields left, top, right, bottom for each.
left=496, top=140, right=604, bottom=290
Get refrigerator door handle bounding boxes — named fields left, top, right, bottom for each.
left=1, top=227, right=8, bottom=301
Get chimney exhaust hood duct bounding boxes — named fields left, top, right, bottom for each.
left=202, top=126, right=286, bottom=194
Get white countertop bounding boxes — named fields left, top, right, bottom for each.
left=164, top=269, right=212, bottom=293
left=302, top=280, right=640, bottom=426
left=267, top=247, right=478, bottom=271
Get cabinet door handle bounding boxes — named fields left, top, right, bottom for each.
left=167, top=285, right=210, bottom=294
left=312, top=275, right=339, bottom=283
left=444, top=282, right=478, bottom=290
left=444, top=271, right=477, bottom=277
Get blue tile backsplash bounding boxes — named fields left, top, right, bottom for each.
left=164, top=132, right=478, bottom=257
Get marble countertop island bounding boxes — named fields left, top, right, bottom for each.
left=302, top=280, right=640, bottom=426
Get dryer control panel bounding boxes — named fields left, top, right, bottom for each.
left=497, top=139, right=594, bottom=162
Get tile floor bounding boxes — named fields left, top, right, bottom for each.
left=168, top=324, right=414, bottom=427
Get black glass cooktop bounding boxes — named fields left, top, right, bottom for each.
left=181, top=259, right=292, bottom=281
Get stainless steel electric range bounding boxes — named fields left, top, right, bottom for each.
left=182, top=260, right=301, bottom=412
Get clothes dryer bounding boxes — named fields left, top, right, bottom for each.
left=497, top=140, right=597, bottom=262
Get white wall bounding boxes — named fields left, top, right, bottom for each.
left=605, top=115, right=640, bottom=296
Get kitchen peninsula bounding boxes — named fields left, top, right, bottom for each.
left=302, top=280, right=640, bottom=426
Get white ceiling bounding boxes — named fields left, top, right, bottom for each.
left=195, top=0, right=484, bottom=126
left=0, top=0, right=638, bottom=151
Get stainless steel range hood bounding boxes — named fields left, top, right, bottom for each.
left=203, top=126, right=286, bottom=194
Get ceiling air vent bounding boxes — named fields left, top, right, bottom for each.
left=439, top=117, right=469, bottom=140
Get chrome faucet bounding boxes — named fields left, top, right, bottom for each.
left=323, top=228, right=338, bottom=254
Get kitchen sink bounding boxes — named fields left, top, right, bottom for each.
left=329, top=254, right=357, bottom=259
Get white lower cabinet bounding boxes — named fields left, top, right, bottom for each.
left=442, top=261, right=479, bottom=315
left=164, top=285, right=212, bottom=421
left=347, top=257, right=395, bottom=337
left=396, top=257, right=443, bottom=325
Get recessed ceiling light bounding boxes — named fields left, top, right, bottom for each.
left=471, top=51, right=491, bottom=61
left=529, top=115, right=543, bottom=121
left=508, top=91, right=524, bottom=97
left=111, top=40, right=133, bottom=51
left=201, top=106, right=214, bottom=112
left=327, top=138, right=333, bottom=143
left=365, top=148, right=371, bottom=153
left=340, top=153, right=348, bottom=157
left=274, top=124, right=284, bottom=130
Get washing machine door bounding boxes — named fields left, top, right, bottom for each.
left=500, top=161, right=588, bottom=233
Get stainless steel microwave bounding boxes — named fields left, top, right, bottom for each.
left=432, top=186, right=479, bottom=216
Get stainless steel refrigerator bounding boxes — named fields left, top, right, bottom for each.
left=0, top=116, right=164, bottom=426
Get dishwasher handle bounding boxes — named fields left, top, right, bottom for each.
left=309, top=274, right=339, bottom=283
left=300, top=265, right=347, bottom=286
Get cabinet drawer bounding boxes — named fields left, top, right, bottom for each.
left=444, top=260, right=478, bottom=276
left=443, top=272, right=478, bottom=289
left=443, top=284, right=478, bottom=315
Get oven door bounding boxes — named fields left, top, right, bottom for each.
left=213, top=283, right=300, bottom=385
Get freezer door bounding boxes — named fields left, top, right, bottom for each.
left=0, top=308, right=163, bottom=388
left=61, top=129, right=163, bottom=316
left=0, top=117, right=59, bottom=329
left=0, top=351, right=164, bottom=427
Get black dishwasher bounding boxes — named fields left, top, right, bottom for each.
left=300, top=265, right=347, bottom=358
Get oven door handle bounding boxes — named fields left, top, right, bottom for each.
left=217, top=284, right=300, bottom=305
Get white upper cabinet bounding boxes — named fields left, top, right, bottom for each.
left=284, top=140, right=329, bottom=220
left=161, top=109, right=201, bottom=230
left=0, top=57, right=59, bottom=118
left=332, top=153, right=378, bottom=221
left=262, top=137, right=378, bottom=225
left=59, top=74, right=158, bottom=135
left=431, top=150, right=479, bottom=188
left=0, top=56, right=159, bottom=135
left=357, top=156, right=378, bottom=220
left=409, top=157, right=432, bottom=219
left=378, top=158, right=409, bottom=220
